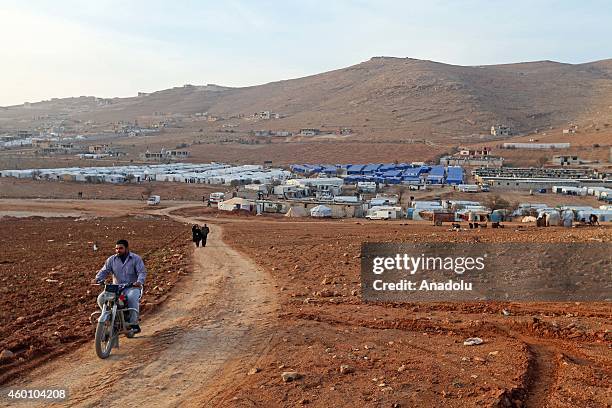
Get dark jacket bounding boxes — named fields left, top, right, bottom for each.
left=201, top=226, right=210, bottom=237
left=192, top=226, right=202, bottom=241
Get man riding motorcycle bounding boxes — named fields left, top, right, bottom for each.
left=92, top=239, right=147, bottom=334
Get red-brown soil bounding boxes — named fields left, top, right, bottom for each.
left=208, top=218, right=611, bottom=407
left=0, top=216, right=192, bottom=384
left=0, top=201, right=609, bottom=407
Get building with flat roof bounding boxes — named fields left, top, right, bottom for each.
left=502, top=142, right=570, bottom=149
left=491, top=125, right=511, bottom=137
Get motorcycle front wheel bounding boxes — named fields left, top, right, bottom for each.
left=95, top=318, right=115, bottom=359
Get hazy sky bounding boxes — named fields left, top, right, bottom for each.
left=2, top=0, right=611, bottom=106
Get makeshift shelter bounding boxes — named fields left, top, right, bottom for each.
left=522, top=216, right=537, bottom=223
left=543, top=210, right=561, bottom=226
left=218, top=197, right=253, bottom=212
left=285, top=206, right=307, bottom=217
left=310, top=205, right=332, bottom=218
left=446, top=166, right=464, bottom=185
left=490, top=209, right=504, bottom=223
left=456, top=210, right=487, bottom=222
left=561, top=210, right=574, bottom=227
left=427, top=166, right=445, bottom=184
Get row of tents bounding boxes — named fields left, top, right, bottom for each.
left=0, top=163, right=291, bottom=186
left=553, top=186, right=612, bottom=203
left=285, top=205, right=333, bottom=218
left=290, top=163, right=464, bottom=185
left=218, top=198, right=334, bottom=218
left=216, top=195, right=612, bottom=222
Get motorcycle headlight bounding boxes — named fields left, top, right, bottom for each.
left=101, top=292, right=116, bottom=302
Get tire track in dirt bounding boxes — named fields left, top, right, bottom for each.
left=521, top=342, right=558, bottom=408
left=0, top=205, right=279, bottom=407
left=291, top=310, right=607, bottom=407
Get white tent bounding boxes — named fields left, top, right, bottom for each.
left=577, top=209, right=612, bottom=222
left=218, top=197, right=253, bottom=212
left=544, top=210, right=561, bottom=226
left=285, top=206, right=307, bottom=217
left=310, top=205, right=332, bottom=218
left=561, top=210, right=574, bottom=227
left=521, top=216, right=537, bottom=223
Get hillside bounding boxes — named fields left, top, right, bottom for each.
left=2, top=57, right=612, bottom=141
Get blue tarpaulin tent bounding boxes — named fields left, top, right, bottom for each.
left=362, top=164, right=383, bottom=174
left=446, top=166, right=464, bottom=184
left=347, top=164, right=366, bottom=175
left=427, top=166, right=446, bottom=184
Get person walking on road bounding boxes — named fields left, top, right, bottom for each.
left=201, top=224, right=210, bottom=247
left=192, top=224, right=203, bottom=247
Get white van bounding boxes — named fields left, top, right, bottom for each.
left=209, top=192, right=225, bottom=204
left=366, top=206, right=402, bottom=220
left=457, top=184, right=479, bottom=193
left=147, top=195, right=161, bottom=205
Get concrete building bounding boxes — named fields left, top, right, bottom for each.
left=440, top=147, right=503, bottom=167
left=89, top=144, right=111, bottom=154
left=474, top=167, right=606, bottom=180
left=254, top=130, right=292, bottom=137
left=502, top=142, right=570, bottom=149
left=167, top=150, right=190, bottom=158
left=142, top=149, right=190, bottom=161
left=257, top=111, right=271, bottom=120
left=17, top=130, right=35, bottom=138
left=473, top=167, right=609, bottom=190
left=440, top=156, right=504, bottom=167
left=459, top=147, right=492, bottom=156
left=286, top=177, right=344, bottom=195
left=254, top=111, right=280, bottom=120
left=491, top=125, right=511, bottom=137
left=299, top=128, right=320, bottom=136
left=478, top=177, right=610, bottom=190
left=552, top=155, right=582, bottom=166
left=36, top=141, right=76, bottom=155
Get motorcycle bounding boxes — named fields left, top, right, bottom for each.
left=90, top=282, right=139, bottom=359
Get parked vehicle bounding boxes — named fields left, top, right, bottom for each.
left=147, top=195, right=161, bottom=205
left=457, top=184, right=479, bottom=193
left=209, top=192, right=225, bottom=204
left=366, top=206, right=402, bottom=220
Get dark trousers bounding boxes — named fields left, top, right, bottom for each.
left=201, top=236, right=207, bottom=247
left=194, top=240, right=201, bottom=247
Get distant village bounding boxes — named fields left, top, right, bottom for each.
left=1, top=153, right=610, bottom=224
left=1, top=113, right=610, bottom=225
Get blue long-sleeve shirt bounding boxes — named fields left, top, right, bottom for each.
left=95, top=252, right=147, bottom=285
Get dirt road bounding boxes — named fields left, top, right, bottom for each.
left=0, top=205, right=278, bottom=407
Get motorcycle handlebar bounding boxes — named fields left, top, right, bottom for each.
left=92, top=282, right=135, bottom=290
